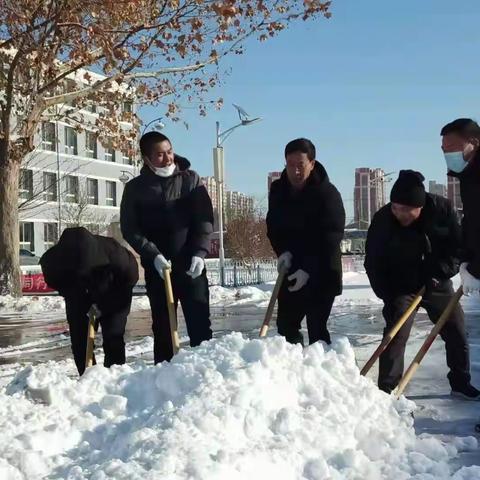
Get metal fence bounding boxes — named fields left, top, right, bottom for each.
left=205, top=255, right=365, bottom=287
left=133, top=256, right=366, bottom=292
left=205, top=259, right=278, bottom=287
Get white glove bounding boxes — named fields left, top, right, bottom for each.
left=460, top=262, right=480, bottom=295
left=288, top=269, right=310, bottom=292
left=91, top=304, right=101, bottom=318
left=277, top=251, right=293, bottom=273
left=154, top=254, right=171, bottom=280
left=187, top=256, right=205, bottom=279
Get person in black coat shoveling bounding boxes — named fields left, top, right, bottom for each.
left=120, top=132, right=214, bottom=363
left=365, top=170, right=479, bottom=398
left=266, top=138, right=345, bottom=346
left=40, top=227, right=139, bottom=375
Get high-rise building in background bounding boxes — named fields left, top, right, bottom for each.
left=429, top=180, right=447, bottom=198
left=267, top=171, right=282, bottom=193
left=201, top=176, right=254, bottom=229
left=226, top=191, right=254, bottom=220
left=353, top=168, right=387, bottom=229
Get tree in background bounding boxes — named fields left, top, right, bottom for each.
left=0, top=0, right=332, bottom=295
left=224, top=207, right=274, bottom=264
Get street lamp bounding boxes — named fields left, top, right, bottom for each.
left=119, top=170, right=135, bottom=184
left=142, top=117, right=165, bottom=135
left=213, top=104, right=261, bottom=285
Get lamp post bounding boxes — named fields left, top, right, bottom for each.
left=213, top=104, right=261, bottom=285
left=119, top=170, right=135, bottom=184
left=142, top=117, right=165, bottom=135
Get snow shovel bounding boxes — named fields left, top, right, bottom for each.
left=259, top=265, right=288, bottom=338
left=85, top=306, right=97, bottom=368
left=360, top=286, right=426, bottom=376
left=164, top=267, right=180, bottom=355
left=395, top=287, right=463, bottom=398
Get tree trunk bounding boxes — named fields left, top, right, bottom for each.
left=0, top=158, right=21, bottom=296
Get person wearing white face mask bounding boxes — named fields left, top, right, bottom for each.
left=441, top=119, right=480, bottom=296
left=120, top=131, right=214, bottom=363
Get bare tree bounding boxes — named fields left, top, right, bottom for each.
left=54, top=182, right=109, bottom=235
left=224, top=208, right=274, bottom=265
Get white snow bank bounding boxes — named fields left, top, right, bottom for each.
left=0, top=295, right=65, bottom=313
left=0, top=334, right=477, bottom=479
left=0, top=282, right=276, bottom=315
left=210, top=283, right=274, bottom=307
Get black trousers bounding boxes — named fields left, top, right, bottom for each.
left=145, top=266, right=212, bottom=363
left=378, top=280, right=470, bottom=393
left=277, top=280, right=335, bottom=346
left=63, top=286, right=133, bottom=375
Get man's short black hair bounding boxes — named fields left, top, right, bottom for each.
left=440, top=118, right=480, bottom=139
left=139, top=131, right=171, bottom=157
left=284, top=138, right=316, bottom=161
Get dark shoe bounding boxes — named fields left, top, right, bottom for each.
left=451, top=383, right=480, bottom=401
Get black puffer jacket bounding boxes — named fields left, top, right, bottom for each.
left=120, top=156, right=214, bottom=268
left=40, top=227, right=139, bottom=302
left=449, top=151, right=480, bottom=278
left=364, top=194, right=461, bottom=300
left=266, top=162, right=345, bottom=296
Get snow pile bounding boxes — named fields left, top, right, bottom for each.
left=0, top=295, right=65, bottom=313
left=1, top=334, right=477, bottom=479
left=210, top=283, right=274, bottom=307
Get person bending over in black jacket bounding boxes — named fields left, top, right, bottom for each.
left=40, top=227, right=139, bottom=375
left=365, top=170, right=479, bottom=398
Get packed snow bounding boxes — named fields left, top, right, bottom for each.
left=1, top=270, right=480, bottom=478
left=1, top=333, right=478, bottom=480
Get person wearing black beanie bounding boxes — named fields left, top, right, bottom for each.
left=390, top=170, right=426, bottom=208
left=364, top=171, right=479, bottom=399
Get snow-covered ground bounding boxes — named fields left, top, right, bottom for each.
left=0, top=271, right=479, bottom=479
left=0, top=271, right=381, bottom=315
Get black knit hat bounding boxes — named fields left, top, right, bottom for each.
left=390, top=170, right=426, bottom=207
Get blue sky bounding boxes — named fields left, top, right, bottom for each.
left=140, top=0, right=480, bottom=221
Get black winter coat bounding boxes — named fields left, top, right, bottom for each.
left=40, top=227, right=139, bottom=304
left=266, top=162, right=345, bottom=296
left=120, top=156, right=214, bottom=268
left=449, top=152, right=480, bottom=278
left=364, top=194, right=461, bottom=300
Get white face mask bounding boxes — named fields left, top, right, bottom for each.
left=152, top=163, right=176, bottom=177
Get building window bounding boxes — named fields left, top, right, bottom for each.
left=84, top=102, right=97, bottom=113
left=122, top=152, right=133, bottom=165
left=41, top=122, right=56, bottom=151
left=64, top=79, right=77, bottom=93
left=65, top=175, right=79, bottom=203
left=19, top=222, right=34, bottom=252
left=43, top=172, right=57, bottom=202
left=105, top=181, right=117, bottom=207
left=104, top=143, right=116, bottom=162
left=43, top=223, right=58, bottom=249
left=19, top=169, right=33, bottom=200
left=85, top=131, right=97, bottom=159
left=123, top=101, right=133, bottom=113
left=86, top=178, right=98, bottom=205
left=64, top=126, right=78, bottom=155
